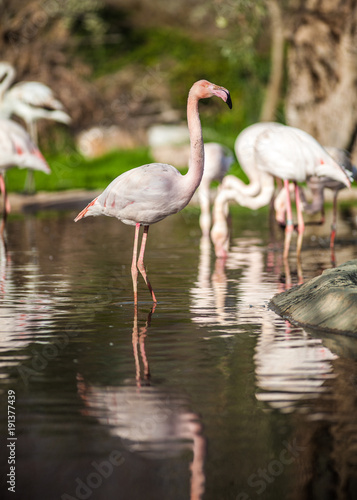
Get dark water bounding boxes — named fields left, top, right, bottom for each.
left=0, top=205, right=357, bottom=500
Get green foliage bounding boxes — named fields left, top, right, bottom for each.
left=63, top=0, right=107, bottom=39
left=6, top=148, right=154, bottom=193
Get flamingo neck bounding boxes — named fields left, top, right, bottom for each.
left=184, top=91, right=204, bottom=197
left=0, top=66, right=15, bottom=101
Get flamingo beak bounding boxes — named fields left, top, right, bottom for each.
left=213, top=86, right=232, bottom=109
left=224, top=91, right=232, bottom=109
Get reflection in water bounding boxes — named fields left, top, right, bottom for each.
left=77, top=306, right=206, bottom=500
left=254, top=323, right=338, bottom=413
left=0, top=235, right=70, bottom=386
left=190, top=236, right=235, bottom=331
left=0, top=212, right=356, bottom=499
left=190, top=234, right=339, bottom=414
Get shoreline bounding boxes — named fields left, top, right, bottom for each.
left=6, top=186, right=357, bottom=214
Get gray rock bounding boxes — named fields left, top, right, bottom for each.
left=269, top=260, right=357, bottom=335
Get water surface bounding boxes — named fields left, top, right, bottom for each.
left=0, top=206, right=357, bottom=500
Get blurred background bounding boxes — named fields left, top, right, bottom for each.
left=1, top=0, right=357, bottom=193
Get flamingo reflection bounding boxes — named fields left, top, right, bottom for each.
left=191, top=233, right=339, bottom=414
left=0, top=235, right=70, bottom=384
left=190, top=235, right=237, bottom=332
left=228, top=238, right=338, bottom=413
left=77, top=306, right=206, bottom=500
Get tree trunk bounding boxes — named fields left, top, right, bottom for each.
left=285, top=0, right=357, bottom=161
left=260, top=0, right=285, bottom=122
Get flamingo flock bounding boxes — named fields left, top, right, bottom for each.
left=0, top=61, right=71, bottom=224
left=0, top=60, right=355, bottom=303
left=210, top=122, right=352, bottom=260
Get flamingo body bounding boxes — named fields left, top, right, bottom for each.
left=75, top=80, right=232, bottom=304
left=234, top=122, right=284, bottom=197
left=202, top=143, right=233, bottom=182
left=0, top=119, right=50, bottom=173
left=0, top=118, right=50, bottom=224
left=211, top=122, right=350, bottom=259
left=0, top=63, right=71, bottom=126
left=255, top=126, right=351, bottom=186
left=76, top=163, right=193, bottom=226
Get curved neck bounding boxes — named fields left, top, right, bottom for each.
left=0, top=65, right=15, bottom=100
left=184, top=91, right=204, bottom=197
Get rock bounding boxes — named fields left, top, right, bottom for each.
left=147, top=124, right=190, bottom=168
left=76, top=125, right=147, bottom=158
left=147, top=124, right=190, bottom=148
left=269, top=260, right=357, bottom=335
left=150, top=144, right=190, bottom=168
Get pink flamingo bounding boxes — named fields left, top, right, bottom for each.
left=0, top=62, right=70, bottom=192
left=211, top=123, right=350, bottom=259
left=274, top=147, right=356, bottom=262
left=74, top=80, right=232, bottom=304
left=0, top=118, right=50, bottom=226
left=0, top=62, right=71, bottom=143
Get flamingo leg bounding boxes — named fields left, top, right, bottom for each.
left=132, top=304, right=154, bottom=387
left=198, top=182, right=211, bottom=237
left=0, top=174, right=10, bottom=217
left=137, top=225, right=157, bottom=303
left=132, top=304, right=141, bottom=385
left=283, top=180, right=293, bottom=259
left=131, top=223, right=141, bottom=304
left=295, top=182, right=305, bottom=258
left=330, top=191, right=338, bottom=266
left=24, top=120, right=38, bottom=194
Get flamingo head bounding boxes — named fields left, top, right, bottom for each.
left=190, top=80, right=232, bottom=109
left=210, top=216, right=230, bottom=260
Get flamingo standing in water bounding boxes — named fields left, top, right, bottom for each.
left=0, top=118, right=50, bottom=228
left=211, top=123, right=350, bottom=258
left=198, top=142, right=234, bottom=236
left=75, top=80, right=232, bottom=304
left=274, top=147, right=357, bottom=259
left=0, top=62, right=70, bottom=191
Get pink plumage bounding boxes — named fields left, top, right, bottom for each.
left=75, top=80, right=232, bottom=304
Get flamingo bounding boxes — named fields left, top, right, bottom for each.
left=211, top=123, right=350, bottom=259
left=198, top=142, right=234, bottom=236
left=0, top=62, right=71, bottom=141
left=74, top=80, right=232, bottom=304
left=0, top=118, right=50, bottom=227
left=274, top=147, right=357, bottom=263
left=0, top=62, right=70, bottom=191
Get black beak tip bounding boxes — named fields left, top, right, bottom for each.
left=226, top=93, right=232, bottom=109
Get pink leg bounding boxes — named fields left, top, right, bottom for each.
left=137, top=225, right=157, bottom=303
left=283, top=180, right=294, bottom=259
left=132, top=304, right=140, bottom=384
left=0, top=174, right=10, bottom=218
left=330, top=193, right=338, bottom=265
left=131, top=223, right=141, bottom=305
left=295, top=182, right=305, bottom=258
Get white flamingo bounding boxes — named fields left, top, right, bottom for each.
left=274, top=147, right=357, bottom=257
left=0, top=62, right=71, bottom=142
left=211, top=123, right=350, bottom=259
left=0, top=118, right=50, bottom=226
left=0, top=62, right=70, bottom=192
left=74, top=80, right=232, bottom=304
